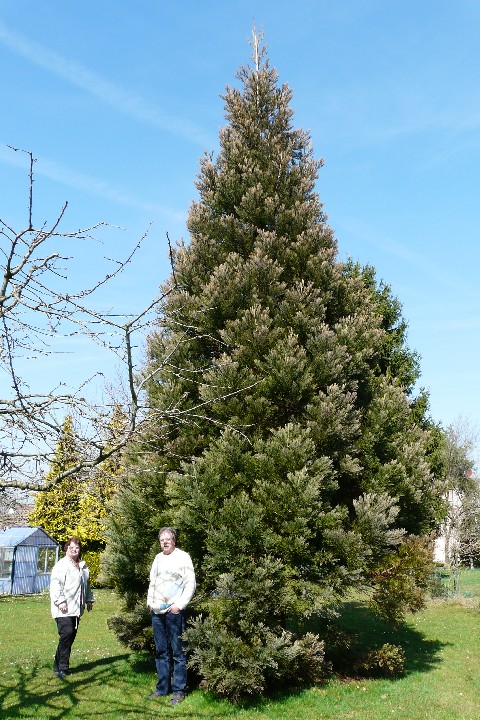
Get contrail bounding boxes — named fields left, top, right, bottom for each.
left=0, top=19, right=211, bottom=146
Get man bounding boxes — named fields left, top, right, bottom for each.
left=147, top=527, right=196, bottom=705
left=50, top=537, right=94, bottom=679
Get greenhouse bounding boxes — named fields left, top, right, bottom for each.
left=0, top=526, right=59, bottom=595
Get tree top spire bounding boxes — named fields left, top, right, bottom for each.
left=249, top=25, right=267, bottom=71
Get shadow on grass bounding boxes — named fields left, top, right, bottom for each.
left=323, top=600, right=450, bottom=676
left=0, top=603, right=453, bottom=718
left=123, top=602, right=451, bottom=713
left=0, top=654, right=136, bottom=720
left=67, top=653, right=131, bottom=675
left=125, top=651, right=153, bottom=674
left=0, top=653, right=229, bottom=720
left=221, top=602, right=453, bottom=712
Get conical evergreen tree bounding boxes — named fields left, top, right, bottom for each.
left=105, top=34, right=442, bottom=698
left=76, top=405, right=126, bottom=583
left=29, top=415, right=85, bottom=542
left=30, top=410, right=124, bottom=585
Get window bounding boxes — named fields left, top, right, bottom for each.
left=46, top=547, right=56, bottom=572
left=37, top=547, right=56, bottom=574
left=0, top=548, right=14, bottom=578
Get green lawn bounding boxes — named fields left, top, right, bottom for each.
left=0, top=572, right=479, bottom=719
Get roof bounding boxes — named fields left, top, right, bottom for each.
left=0, top=503, right=34, bottom=528
left=0, top=526, right=59, bottom=547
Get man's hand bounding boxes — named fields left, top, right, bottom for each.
left=168, top=604, right=181, bottom=614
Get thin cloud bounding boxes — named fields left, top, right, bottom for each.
left=426, top=318, right=480, bottom=332
left=317, top=68, right=480, bottom=152
left=0, top=19, right=211, bottom=147
left=338, top=216, right=479, bottom=302
left=38, top=156, right=185, bottom=220
left=0, top=144, right=186, bottom=222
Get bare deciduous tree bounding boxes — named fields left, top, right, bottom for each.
left=1, top=148, right=253, bottom=494
left=0, top=147, right=173, bottom=492
left=436, top=417, right=480, bottom=581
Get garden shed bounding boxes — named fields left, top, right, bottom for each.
left=0, top=526, right=59, bottom=595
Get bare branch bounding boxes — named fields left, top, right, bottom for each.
left=1, top=146, right=252, bottom=493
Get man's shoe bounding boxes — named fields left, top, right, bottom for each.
left=148, top=692, right=166, bottom=699
left=169, top=694, right=185, bottom=705
left=55, top=671, right=67, bottom=680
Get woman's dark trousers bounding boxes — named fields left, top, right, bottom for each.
left=54, top=616, right=79, bottom=673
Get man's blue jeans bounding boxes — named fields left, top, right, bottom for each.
left=151, top=611, right=187, bottom=695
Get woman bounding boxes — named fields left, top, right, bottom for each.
left=49, top=536, right=94, bottom=679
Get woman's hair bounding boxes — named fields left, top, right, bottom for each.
left=64, top=536, right=82, bottom=557
left=158, top=527, right=177, bottom=543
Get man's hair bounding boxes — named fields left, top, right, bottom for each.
left=158, top=527, right=177, bottom=543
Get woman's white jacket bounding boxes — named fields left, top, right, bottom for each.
left=50, top=555, right=94, bottom=619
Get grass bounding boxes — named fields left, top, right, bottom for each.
left=0, top=571, right=479, bottom=719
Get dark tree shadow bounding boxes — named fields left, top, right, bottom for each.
left=66, top=653, right=131, bottom=674
left=320, top=601, right=450, bottom=676
left=226, top=602, right=452, bottom=711
left=0, top=653, right=229, bottom=719
left=0, top=604, right=452, bottom=717
left=0, top=654, right=131, bottom=720
left=0, top=653, right=234, bottom=720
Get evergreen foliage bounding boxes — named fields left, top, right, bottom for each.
left=29, top=416, right=85, bottom=542
left=104, top=34, right=443, bottom=699
left=77, top=406, right=126, bottom=568
left=356, top=642, right=406, bottom=677
left=30, top=411, right=123, bottom=584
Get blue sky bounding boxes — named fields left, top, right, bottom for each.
left=1, top=0, right=479, bottom=441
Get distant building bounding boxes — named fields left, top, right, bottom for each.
left=0, top=526, right=59, bottom=595
left=433, top=489, right=462, bottom=564
left=0, top=500, right=34, bottom=529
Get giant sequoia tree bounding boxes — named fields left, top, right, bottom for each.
left=105, top=36, right=443, bottom=699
